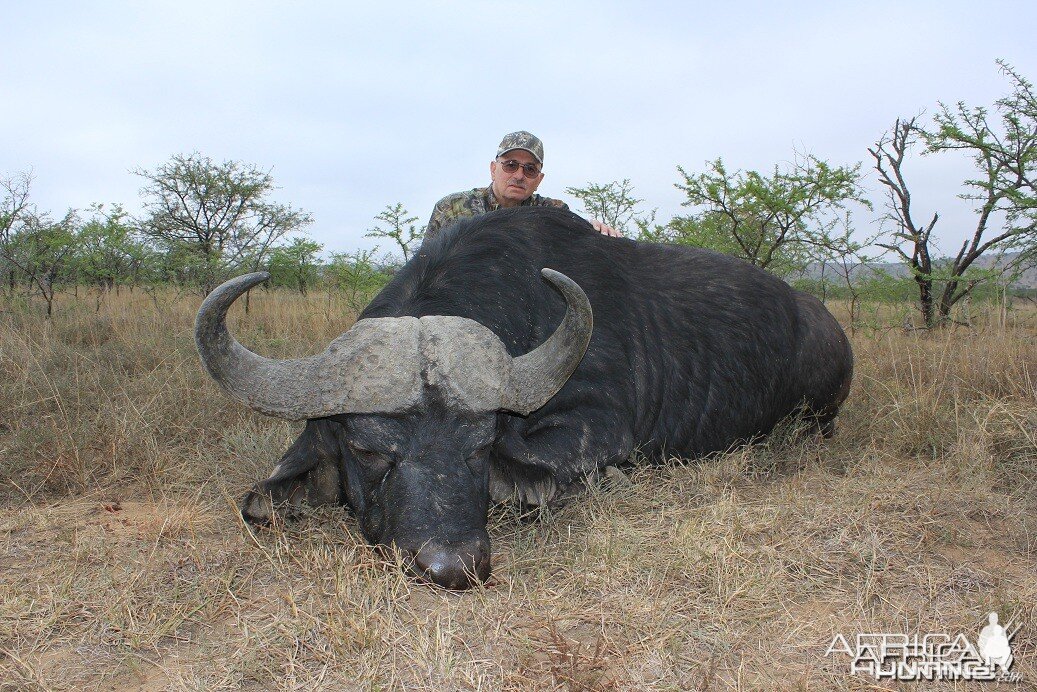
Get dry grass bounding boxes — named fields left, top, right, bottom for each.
left=1, top=289, right=1035, bottom=690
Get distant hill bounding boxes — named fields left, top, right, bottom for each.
left=795, top=252, right=1037, bottom=289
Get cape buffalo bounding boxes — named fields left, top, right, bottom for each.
left=195, top=207, right=852, bottom=589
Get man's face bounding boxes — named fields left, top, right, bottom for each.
left=490, top=149, right=544, bottom=208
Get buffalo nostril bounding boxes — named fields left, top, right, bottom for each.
left=409, top=537, right=491, bottom=590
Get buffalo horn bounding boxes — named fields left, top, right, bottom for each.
left=194, top=272, right=422, bottom=420
left=503, top=268, right=593, bottom=415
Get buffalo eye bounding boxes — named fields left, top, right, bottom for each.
left=348, top=443, right=391, bottom=473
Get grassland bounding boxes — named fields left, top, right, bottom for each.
left=1, top=289, right=1035, bottom=690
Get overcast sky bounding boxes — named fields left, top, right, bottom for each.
left=3, top=1, right=1035, bottom=258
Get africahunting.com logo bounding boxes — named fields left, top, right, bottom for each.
left=825, top=612, right=1021, bottom=682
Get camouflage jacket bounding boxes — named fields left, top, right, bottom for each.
left=423, top=186, right=568, bottom=243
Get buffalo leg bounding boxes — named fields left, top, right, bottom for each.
left=240, top=419, right=344, bottom=526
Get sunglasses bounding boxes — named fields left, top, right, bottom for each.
left=497, top=159, right=542, bottom=178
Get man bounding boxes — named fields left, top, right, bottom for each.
left=423, top=131, right=620, bottom=242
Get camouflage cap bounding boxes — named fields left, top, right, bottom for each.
left=496, top=131, right=544, bottom=165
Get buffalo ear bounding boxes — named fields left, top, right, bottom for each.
left=489, top=432, right=559, bottom=506
left=503, top=269, right=593, bottom=415
left=240, top=419, right=345, bottom=526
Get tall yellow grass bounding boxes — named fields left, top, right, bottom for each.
left=0, top=289, right=1034, bottom=689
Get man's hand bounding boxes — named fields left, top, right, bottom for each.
left=590, top=219, right=622, bottom=237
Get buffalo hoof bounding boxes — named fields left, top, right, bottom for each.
left=398, top=532, right=491, bottom=590
left=240, top=487, right=276, bottom=527
left=239, top=483, right=304, bottom=528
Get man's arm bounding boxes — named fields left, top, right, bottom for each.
left=423, top=190, right=484, bottom=245
left=423, top=200, right=450, bottom=244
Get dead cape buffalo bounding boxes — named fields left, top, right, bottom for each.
left=195, top=206, right=852, bottom=589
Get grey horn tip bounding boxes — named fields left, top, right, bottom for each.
left=239, top=271, right=271, bottom=288
left=539, top=267, right=569, bottom=287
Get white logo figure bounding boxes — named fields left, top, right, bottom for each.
left=977, top=612, right=1014, bottom=671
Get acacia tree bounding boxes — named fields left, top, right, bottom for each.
left=668, top=155, right=869, bottom=276
left=870, top=62, right=1037, bottom=328
left=0, top=171, right=81, bottom=315
left=6, top=209, right=79, bottom=316
left=1, top=171, right=34, bottom=294
left=365, top=203, right=423, bottom=262
left=799, top=212, right=881, bottom=331
left=325, top=249, right=389, bottom=315
left=135, top=153, right=312, bottom=294
left=645, top=211, right=756, bottom=256
left=75, top=203, right=145, bottom=295
left=268, top=237, right=323, bottom=295
left=565, top=179, right=655, bottom=236
left=869, top=117, right=943, bottom=327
